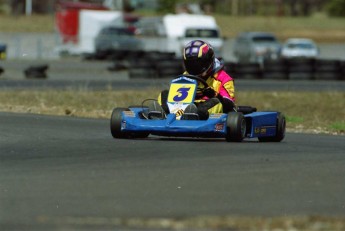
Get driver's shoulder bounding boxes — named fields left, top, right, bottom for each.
left=214, top=70, right=233, bottom=82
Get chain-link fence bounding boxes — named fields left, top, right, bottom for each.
left=0, top=32, right=61, bottom=59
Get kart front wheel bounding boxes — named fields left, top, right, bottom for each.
left=110, top=107, right=150, bottom=139
left=110, top=107, right=130, bottom=139
left=226, top=112, right=246, bottom=142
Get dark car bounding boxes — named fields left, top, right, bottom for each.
left=233, top=32, right=281, bottom=63
left=94, top=26, right=143, bottom=58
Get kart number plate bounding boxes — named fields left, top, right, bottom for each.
left=168, top=83, right=196, bottom=104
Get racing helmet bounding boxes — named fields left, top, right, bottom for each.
left=183, top=40, right=215, bottom=78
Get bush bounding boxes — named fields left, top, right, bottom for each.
left=327, top=0, right=345, bottom=17
left=157, top=0, right=177, bottom=13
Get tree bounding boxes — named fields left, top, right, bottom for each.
left=157, top=0, right=177, bottom=13
left=327, top=0, right=345, bottom=16
left=10, top=0, right=24, bottom=15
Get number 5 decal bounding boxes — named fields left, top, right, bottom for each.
left=173, top=87, right=190, bottom=102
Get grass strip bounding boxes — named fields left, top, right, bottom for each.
left=0, top=90, right=343, bottom=135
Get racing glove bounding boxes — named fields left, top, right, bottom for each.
left=203, top=87, right=217, bottom=98
left=218, top=96, right=236, bottom=113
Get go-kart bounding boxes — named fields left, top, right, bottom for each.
left=110, top=74, right=285, bottom=142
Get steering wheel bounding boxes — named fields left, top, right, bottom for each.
left=180, top=74, right=209, bottom=92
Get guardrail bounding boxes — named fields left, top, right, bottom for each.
left=0, top=33, right=60, bottom=59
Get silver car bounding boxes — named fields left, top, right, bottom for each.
left=233, top=32, right=281, bottom=63
left=94, top=26, right=143, bottom=57
left=280, top=38, right=319, bottom=59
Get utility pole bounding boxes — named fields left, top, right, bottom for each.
left=25, top=0, right=32, bottom=15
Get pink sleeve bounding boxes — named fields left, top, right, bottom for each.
left=217, top=71, right=236, bottom=102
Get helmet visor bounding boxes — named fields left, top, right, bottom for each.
left=184, top=58, right=212, bottom=76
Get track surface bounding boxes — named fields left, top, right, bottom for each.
left=1, top=112, right=344, bottom=230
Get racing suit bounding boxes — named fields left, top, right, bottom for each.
left=159, top=58, right=236, bottom=120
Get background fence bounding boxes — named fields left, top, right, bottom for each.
left=0, top=33, right=60, bottom=59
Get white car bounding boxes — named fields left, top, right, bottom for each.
left=281, top=38, right=319, bottom=59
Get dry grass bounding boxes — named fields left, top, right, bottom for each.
left=0, top=90, right=344, bottom=135
left=0, top=14, right=55, bottom=32
left=215, top=14, right=345, bottom=42
left=236, top=91, right=345, bottom=134
left=1, top=13, right=345, bottom=42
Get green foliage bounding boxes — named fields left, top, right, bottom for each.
left=327, top=0, right=345, bottom=17
left=0, top=0, right=6, bottom=14
left=157, top=0, right=178, bottom=13
left=286, top=116, right=304, bottom=123
left=330, top=122, right=345, bottom=132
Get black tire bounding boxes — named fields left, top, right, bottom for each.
left=262, top=60, right=288, bottom=80
left=263, top=59, right=288, bottom=72
left=226, top=112, right=246, bottom=142
left=287, top=58, right=314, bottom=70
left=262, top=72, right=289, bottom=80
left=235, top=63, right=262, bottom=79
left=110, top=107, right=129, bottom=139
left=223, top=62, right=237, bottom=77
left=145, top=51, right=175, bottom=61
left=314, top=59, right=342, bottom=80
left=24, top=64, right=49, bottom=79
left=341, top=61, right=345, bottom=80
left=156, top=59, right=184, bottom=78
left=314, top=59, right=341, bottom=72
left=258, top=112, right=286, bottom=142
left=314, top=72, right=341, bottom=80
left=110, top=107, right=150, bottom=139
left=287, top=58, right=314, bottom=80
left=128, top=59, right=157, bottom=79
left=288, top=72, right=313, bottom=80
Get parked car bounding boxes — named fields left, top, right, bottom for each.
left=280, top=38, right=319, bottom=59
left=233, top=32, right=281, bottom=63
left=94, top=26, right=143, bottom=58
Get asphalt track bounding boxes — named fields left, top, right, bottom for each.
left=1, top=112, right=345, bottom=230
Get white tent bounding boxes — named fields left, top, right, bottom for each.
left=78, top=10, right=124, bottom=53
left=163, top=14, right=219, bottom=38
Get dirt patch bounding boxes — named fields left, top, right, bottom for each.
left=37, top=215, right=345, bottom=231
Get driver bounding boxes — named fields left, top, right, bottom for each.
left=158, top=39, right=236, bottom=120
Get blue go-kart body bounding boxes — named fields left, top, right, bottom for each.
left=110, top=75, right=285, bottom=142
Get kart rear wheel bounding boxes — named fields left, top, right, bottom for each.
left=226, top=112, right=246, bottom=142
left=258, top=112, right=286, bottom=142
left=110, top=107, right=129, bottom=138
